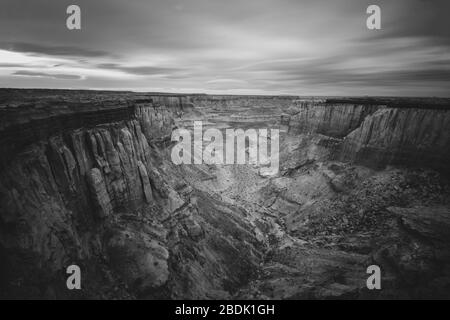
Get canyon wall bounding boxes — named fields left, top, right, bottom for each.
left=0, top=89, right=449, bottom=299
left=286, top=99, right=450, bottom=176
left=0, top=91, right=262, bottom=298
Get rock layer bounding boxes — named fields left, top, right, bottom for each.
left=286, top=99, right=450, bottom=176
left=0, top=91, right=263, bottom=298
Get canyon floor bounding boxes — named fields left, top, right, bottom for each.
left=0, top=90, right=449, bottom=299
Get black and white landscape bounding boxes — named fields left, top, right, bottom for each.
left=0, top=0, right=449, bottom=300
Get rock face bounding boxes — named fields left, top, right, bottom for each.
left=0, top=90, right=449, bottom=299
left=87, top=168, right=113, bottom=218
left=341, top=108, right=450, bottom=174
left=286, top=99, right=450, bottom=176
left=287, top=100, right=380, bottom=138
left=107, top=223, right=170, bottom=291
left=0, top=90, right=263, bottom=299
left=387, top=206, right=450, bottom=243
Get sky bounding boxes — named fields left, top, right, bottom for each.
left=0, top=0, right=449, bottom=96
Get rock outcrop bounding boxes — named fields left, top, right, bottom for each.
left=286, top=99, right=450, bottom=176
left=0, top=90, right=263, bottom=299
left=341, top=107, right=450, bottom=174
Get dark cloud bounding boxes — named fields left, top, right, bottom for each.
left=0, top=42, right=111, bottom=57
left=0, top=0, right=449, bottom=96
left=364, top=0, right=450, bottom=43
left=97, top=63, right=182, bottom=76
left=13, top=70, right=82, bottom=80
left=0, top=63, right=26, bottom=68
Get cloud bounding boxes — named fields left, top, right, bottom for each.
left=0, top=42, right=111, bottom=58
left=0, top=0, right=449, bottom=96
left=13, top=70, right=83, bottom=80
left=0, top=63, right=26, bottom=68
left=97, top=63, right=182, bottom=76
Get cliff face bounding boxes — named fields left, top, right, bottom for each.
left=286, top=99, right=450, bottom=176
left=251, top=98, right=450, bottom=299
left=0, top=92, right=262, bottom=299
left=340, top=107, right=450, bottom=174
left=287, top=100, right=380, bottom=138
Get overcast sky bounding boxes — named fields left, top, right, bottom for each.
left=0, top=0, right=449, bottom=96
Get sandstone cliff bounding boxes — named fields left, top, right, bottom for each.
left=286, top=99, right=450, bottom=176
left=0, top=90, right=263, bottom=298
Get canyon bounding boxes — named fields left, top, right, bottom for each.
left=0, top=89, right=449, bottom=299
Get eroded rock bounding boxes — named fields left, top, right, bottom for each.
left=107, top=226, right=169, bottom=292
left=87, top=168, right=112, bottom=218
